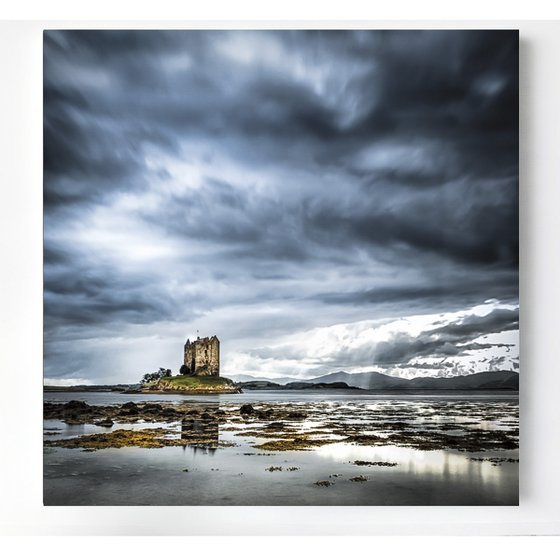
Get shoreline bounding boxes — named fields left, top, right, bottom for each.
left=138, top=388, right=242, bottom=395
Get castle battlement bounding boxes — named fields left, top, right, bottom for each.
left=183, top=335, right=220, bottom=377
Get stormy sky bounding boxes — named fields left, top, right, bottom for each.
left=43, top=30, right=519, bottom=385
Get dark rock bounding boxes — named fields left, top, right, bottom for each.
left=122, top=402, right=139, bottom=410
left=119, top=409, right=137, bottom=416
left=142, top=404, right=163, bottom=412
left=94, top=418, right=114, bottom=427
left=240, top=404, right=255, bottom=416
left=353, top=460, right=398, bottom=467
left=66, top=400, right=89, bottom=410
left=350, top=475, right=368, bottom=482
left=64, top=415, right=84, bottom=425
left=119, top=402, right=140, bottom=415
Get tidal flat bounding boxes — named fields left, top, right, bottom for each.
left=43, top=392, right=519, bottom=505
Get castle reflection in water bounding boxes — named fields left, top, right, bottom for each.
left=180, top=404, right=220, bottom=455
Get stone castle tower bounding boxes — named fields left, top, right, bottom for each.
left=183, top=335, right=220, bottom=377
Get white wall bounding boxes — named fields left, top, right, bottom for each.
left=0, top=18, right=559, bottom=536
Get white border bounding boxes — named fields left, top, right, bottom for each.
left=1, top=19, right=559, bottom=536
left=2, top=1, right=560, bottom=21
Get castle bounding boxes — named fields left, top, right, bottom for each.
left=183, top=335, right=220, bottom=377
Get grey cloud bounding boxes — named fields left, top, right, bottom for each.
left=396, top=361, right=456, bottom=370
left=43, top=245, right=191, bottom=334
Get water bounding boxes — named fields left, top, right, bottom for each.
left=43, top=389, right=518, bottom=406
left=43, top=391, right=519, bottom=506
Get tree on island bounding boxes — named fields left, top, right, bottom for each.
left=141, top=367, right=172, bottom=384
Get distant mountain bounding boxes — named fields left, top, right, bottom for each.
left=229, top=371, right=406, bottom=388
left=236, top=370, right=519, bottom=392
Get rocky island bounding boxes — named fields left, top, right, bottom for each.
left=142, top=374, right=241, bottom=394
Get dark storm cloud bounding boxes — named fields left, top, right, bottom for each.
left=366, top=31, right=518, bottom=171
left=315, top=273, right=519, bottom=309
left=433, top=307, right=518, bottom=337
left=151, top=179, right=313, bottom=266
left=43, top=29, right=518, bottom=381
left=44, top=30, right=518, bottom=189
left=44, top=262, right=180, bottom=330
left=43, top=241, right=187, bottom=336
left=305, top=177, right=518, bottom=268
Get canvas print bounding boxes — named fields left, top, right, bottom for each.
left=43, top=30, right=519, bottom=506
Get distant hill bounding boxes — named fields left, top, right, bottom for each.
left=43, top=384, right=138, bottom=392
left=236, top=370, right=518, bottom=392
left=307, top=370, right=410, bottom=390
left=239, top=380, right=356, bottom=391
